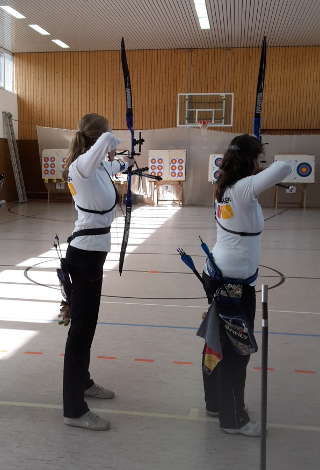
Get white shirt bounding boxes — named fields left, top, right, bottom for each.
left=67, top=132, right=128, bottom=252
left=210, top=161, right=291, bottom=283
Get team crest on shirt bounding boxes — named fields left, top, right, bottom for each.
left=216, top=203, right=234, bottom=219
left=67, top=177, right=76, bottom=196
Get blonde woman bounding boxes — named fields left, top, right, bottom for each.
left=63, top=114, right=131, bottom=431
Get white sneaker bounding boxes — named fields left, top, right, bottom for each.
left=222, top=421, right=261, bottom=437
left=84, top=383, right=115, bottom=399
left=64, top=411, right=110, bottom=431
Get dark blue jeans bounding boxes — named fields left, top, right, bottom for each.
left=202, top=272, right=256, bottom=429
left=63, top=245, right=107, bottom=418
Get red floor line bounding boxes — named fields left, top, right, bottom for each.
left=173, top=361, right=193, bottom=365
left=97, top=356, right=118, bottom=360
left=294, top=369, right=316, bottom=374
left=24, top=351, right=43, bottom=355
left=134, top=358, right=155, bottom=363
left=20, top=353, right=318, bottom=375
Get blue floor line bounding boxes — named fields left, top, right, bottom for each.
left=96, top=320, right=320, bottom=337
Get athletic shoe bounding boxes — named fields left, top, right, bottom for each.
left=222, top=421, right=261, bottom=437
left=64, top=411, right=110, bottom=431
left=84, top=383, right=115, bottom=399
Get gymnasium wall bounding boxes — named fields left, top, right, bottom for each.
left=14, top=46, right=320, bottom=139
left=1, top=46, right=320, bottom=205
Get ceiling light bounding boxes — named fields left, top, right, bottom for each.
left=0, top=5, right=25, bottom=18
left=51, top=39, right=70, bottom=49
left=194, top=0, right=210, bottom=30
left=29, top=24, right=50, bottom=35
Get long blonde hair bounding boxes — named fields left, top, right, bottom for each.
left=63, top=113, right=109, bottom=180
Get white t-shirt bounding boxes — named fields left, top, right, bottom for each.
left=67, top=132, right=128, bottom=252
left=210, top=161, right=291, bottom=283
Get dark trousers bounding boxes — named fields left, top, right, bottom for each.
left=63, top=245, right=107, bottom=418
left=202, top=272, right=256, bottom=429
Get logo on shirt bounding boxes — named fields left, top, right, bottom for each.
left=216, top=203, right=234, bottom=219
left=68, top=182, right=76, bottom=196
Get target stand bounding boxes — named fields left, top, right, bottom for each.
left=151, top=180, right=183, bottom=206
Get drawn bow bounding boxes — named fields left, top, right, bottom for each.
left=118, top=37, right=144, bottom=275
left=119, top=38, right=162, bottom=275
left=253, top=36, right=267, bottom=142
left=253, top=37, right=294, bottom=192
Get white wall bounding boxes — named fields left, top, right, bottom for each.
left=35, top=125, right=320, bottom=207
left=0, top=88, right=18, bottom=138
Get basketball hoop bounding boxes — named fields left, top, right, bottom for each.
left=198, top=120, right=211, bottom=136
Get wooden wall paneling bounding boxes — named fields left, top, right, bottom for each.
left=96, top=51, right=105, bottom=119
left=71, top=52, right=79, bottom=129
left=15, top=46, right=320, bottom=139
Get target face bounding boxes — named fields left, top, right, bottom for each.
left=297, top=162, right=312, bottom=177
left=148, top=150, right=186, bottom=180
left=42, top=149, right=69, bottom=180
left=209, top=154, right=224, bottom=182
left=274, top=154, right=315, bottom=183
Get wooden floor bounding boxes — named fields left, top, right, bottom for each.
left=0, top=201, right=319, bottom=470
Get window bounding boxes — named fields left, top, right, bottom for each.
left=0, top=50, right=14, bottom=92
left=0, top=53, right=4, bottom=88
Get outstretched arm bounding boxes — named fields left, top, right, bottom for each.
left=253, top=161, right=292, bottom=196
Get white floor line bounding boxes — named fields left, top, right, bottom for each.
left=0, top=400, right=319, bottom=432
left=101, top=300, right=320, bottom=316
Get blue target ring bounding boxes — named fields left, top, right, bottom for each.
left=215, top=157, right=223, bottom=168
left=297, top=162, right=312, bottom=178
left=213, top=170, right=221, bottom=181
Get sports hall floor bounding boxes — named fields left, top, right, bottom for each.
left=0, top=201, right=319, bottom=470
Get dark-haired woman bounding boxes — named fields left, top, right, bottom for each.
left=202, top=134, right=291, bottom=436
left=63, top=114, right=130, bottom=431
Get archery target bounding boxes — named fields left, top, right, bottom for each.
left=209, top=154, right=224, bottom=182
left=42, top=149, right=69, bottom=180
left=149, top=156, right=165, bottom=178
left=297, top=162, right=312, bottom=178
left=274, top=155, right=315, bottom=183
left=168, top=151, right=186, bottom=180
left=148, top=150, right=186, bottom=180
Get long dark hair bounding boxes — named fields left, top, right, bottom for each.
left=63, top=113, right=109, bottom=180
left=215, top=134, right=263, bottom=202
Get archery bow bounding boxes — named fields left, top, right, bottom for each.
left=253, top=36, right=267, bottom=142
left=253, top=38, right=295, bottom=192
left=119, top=37, right=144, bottom=276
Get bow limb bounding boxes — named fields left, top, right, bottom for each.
left=118, top=38, right=142, bottom=275
left=253, top=36, right=267, bottom=142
